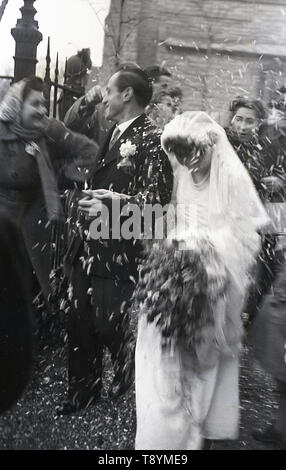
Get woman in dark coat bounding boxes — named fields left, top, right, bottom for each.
left=0, top=77, right=98, bottom=301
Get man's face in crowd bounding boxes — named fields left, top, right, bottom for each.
left=276, top=93, right=286, bottom=112
left=153, top=74, right=173, bottom=94
left=21, top=90, right=47, bottom=131
left=102, top=72, right=126, bottom=122
left=231, top=106, right=259, bottom=142
left=158, top=94, right=174, bottom=110
left=149, top=95, right=175, bottom=129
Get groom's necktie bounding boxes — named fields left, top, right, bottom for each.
left=108, top=125, right=121, bottom=150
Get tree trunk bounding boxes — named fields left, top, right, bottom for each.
left=0, top=0, right=9, bottom=23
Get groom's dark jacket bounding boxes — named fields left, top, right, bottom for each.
left=65, top=113, right=173, bottom=281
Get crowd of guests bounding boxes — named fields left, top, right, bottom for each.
left=0, top=62, right=286, bottom=449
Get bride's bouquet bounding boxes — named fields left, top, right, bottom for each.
left=133, top=238, right=230, bottom=359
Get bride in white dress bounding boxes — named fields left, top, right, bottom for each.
left=134, top=111, right=271, bottom=450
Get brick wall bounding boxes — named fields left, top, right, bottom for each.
left=102, top=0, right=286, bottom=114
left=102, top=0, right=140, bottom=78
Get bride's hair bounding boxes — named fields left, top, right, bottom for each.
left=161, top=112, right=219, bottom=167
left=164, top=136, right=212, bottom=165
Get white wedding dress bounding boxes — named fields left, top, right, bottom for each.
left=134, top=112, right=270, bottom=450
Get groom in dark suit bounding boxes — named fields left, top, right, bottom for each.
left=57, top=64, right=173, bottom=415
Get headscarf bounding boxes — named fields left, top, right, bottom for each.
left=0, top=79, right=63, bottom=220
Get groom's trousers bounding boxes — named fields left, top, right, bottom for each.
left=67, top=253, right=135, bottom=406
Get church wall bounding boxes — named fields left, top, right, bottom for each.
left=102, top=0, right=286, bottom=114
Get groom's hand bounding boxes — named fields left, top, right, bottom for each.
left=78, top=190, right=131, bottom=217
left=78, top=194, right=105, bottom=217
left=82, top=189, right=130, bottom=201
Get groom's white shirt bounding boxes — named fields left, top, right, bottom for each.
left=116, top=115, right=141, bottom=138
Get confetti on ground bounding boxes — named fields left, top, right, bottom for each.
left=0, top=336, right=283, bottom=450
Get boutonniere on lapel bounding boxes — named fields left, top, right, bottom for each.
left=117, top=139, right=137, bottom=173
left=25, top=141, right=40, bottom=157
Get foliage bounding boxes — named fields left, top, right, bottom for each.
left=132, top=238, right=229, bottom=357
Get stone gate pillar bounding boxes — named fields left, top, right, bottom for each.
left=11, top=0, right=42, bottom=82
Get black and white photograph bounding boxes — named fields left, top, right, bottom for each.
left=0, top=0, right=286, bottom=453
